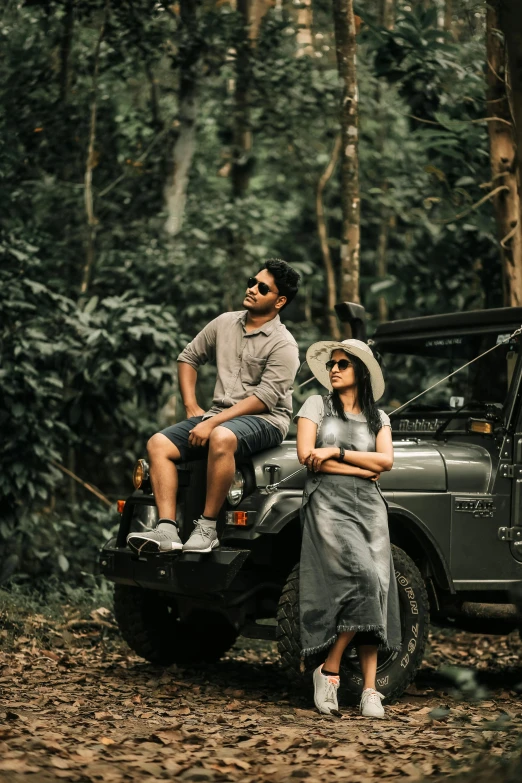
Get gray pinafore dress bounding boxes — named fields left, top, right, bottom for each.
left=298, top=395, right=401, bottom=656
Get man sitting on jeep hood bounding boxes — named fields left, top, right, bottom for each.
left=127, top=258, right=301, bottom=554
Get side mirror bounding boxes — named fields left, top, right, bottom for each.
left=334, top=302, right=367, bottom=341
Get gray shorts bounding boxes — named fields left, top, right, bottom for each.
left=159, top=415, right=283, bottom=462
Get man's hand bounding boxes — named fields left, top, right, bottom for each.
left=188, top=419, right=216, bottom=448
left=185, top=404, right=205, bottom=419
left=304, top=447, right=340, bottom=472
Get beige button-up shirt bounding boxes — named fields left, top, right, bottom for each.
left=177, top=311, right=300, bottom=438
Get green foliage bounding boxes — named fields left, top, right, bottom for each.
left=0, top=235, right=183, bottom=580
left=0, top=0, right=505, bottom=583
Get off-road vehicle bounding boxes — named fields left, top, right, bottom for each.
left=100, top=303, right=522, bottom=702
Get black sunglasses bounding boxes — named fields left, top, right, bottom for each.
left=247, top=276, right=276, bottom=297
left=325, top=358, right=353, bottom=372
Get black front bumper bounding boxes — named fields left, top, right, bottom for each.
left=99, top=543, right=250, bottom=594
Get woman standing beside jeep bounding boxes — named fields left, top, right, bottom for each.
left=295, top=339, right=401, bottom=718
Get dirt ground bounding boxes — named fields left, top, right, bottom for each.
left=1, top=610, right=522, bottom=783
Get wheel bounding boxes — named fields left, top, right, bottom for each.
left=113, top=584, right=239, bottom=665
left=276, top=545, right=430, bottom=703
left=276, top=563, right=302, bottom=682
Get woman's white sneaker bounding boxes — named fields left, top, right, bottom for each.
left=313, top=665, right=340, bottom=715
left=360, top=688, right=385, bottom=718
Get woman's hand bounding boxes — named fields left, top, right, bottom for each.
left=303, top=447, right=339, bottom=472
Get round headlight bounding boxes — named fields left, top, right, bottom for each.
left=132, top=458, right=149, bottom=489
left=227, top=469, right=245, bottom=507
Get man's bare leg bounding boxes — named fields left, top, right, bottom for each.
left=147, top=433, right=182, bottom=520
left=203, top=427, right=238, bottom=518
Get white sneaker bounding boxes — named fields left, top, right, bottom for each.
left=313, top=665, right=340, bottom=715
left=182, top=520, right=219, bottom=553
left=360, top=688, right=385, bottom=718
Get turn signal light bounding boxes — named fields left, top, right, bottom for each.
left=230, top=511, right=248, bottom=526
left=117, top=500, right=126, bottom=514
left=469, top=419, right=493, bottom=435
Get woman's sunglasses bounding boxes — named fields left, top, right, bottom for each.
left=247, top=277, right=274, bottom=296
left=325, top=359, right=353, bottom=372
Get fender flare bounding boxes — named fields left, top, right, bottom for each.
left=387, top=502, right=454, bottom=593
left=257, top=492, right=302, bottom=535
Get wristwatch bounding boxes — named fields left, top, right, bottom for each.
left=338, top=446, right=345, bottom=462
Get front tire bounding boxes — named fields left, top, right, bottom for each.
left=276, top=545, right=430, bottom=702
left=114, top=584, right=238, bottom=665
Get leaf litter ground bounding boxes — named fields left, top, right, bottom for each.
left=1, top=608, right=521, bottom=783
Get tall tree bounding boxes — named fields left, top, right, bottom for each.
left=163, top=0, right=201, bottom=236
left=380, top=0, right=395, bottom=30
left=375, top=0, right=395, bottom=323
left=296, top=0, right=313, bottom=57
left=230, top=1, right=271, bottom=198
left=495, top=1, right=522, bottom=214
left=316, top=135, right=342, bottom=339
left=81, top=0, right=109, bottom=295
left=332, top=0, right=360, bottom=317
left=486, top=2, right=522, bottom=306
left=59, top=0, right=75, bottom=103
left=232, top=0, right=253, bottom=199
left=443, top=0, right=453, bottom=36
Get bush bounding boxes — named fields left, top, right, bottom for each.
left=0, top=236, right=184, bottom=581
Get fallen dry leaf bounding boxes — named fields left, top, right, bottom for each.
left=0, top=614, right=521, bottom=783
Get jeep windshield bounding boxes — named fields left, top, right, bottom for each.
left=375, top=329, right=520, bottom=415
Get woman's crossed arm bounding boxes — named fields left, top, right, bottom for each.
left=296, top=418, right=381, bottom=479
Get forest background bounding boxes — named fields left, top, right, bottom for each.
left=2, top=0, right=522, bottom=588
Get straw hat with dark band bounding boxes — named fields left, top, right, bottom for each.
left=305, top=338, right=385, bottom=401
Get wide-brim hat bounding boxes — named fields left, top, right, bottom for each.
left=305, top=338, right=385, bottom=401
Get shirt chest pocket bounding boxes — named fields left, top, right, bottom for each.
left=241, top=356, right=266, bottom=386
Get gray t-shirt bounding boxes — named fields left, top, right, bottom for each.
left=178, top=311, right=300, bottom=438
left=295, top=394, right=391, bottom=430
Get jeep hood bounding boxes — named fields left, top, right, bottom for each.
left=379, top=441, right=446, bottom=491
left=250, top=439, right=491, bottom=494
left=380, top=440, right=492, bottom=493
left=250, top=440, right=447, bottom=492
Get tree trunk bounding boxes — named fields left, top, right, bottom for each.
left=496, top=1, right=522, bottom=208
left=232, top=0, right=253, bottom=199
left=296, top=0, right=313, bottom=57
left=80, top=1, right=109, bottom=295
left=250, top=0, right=272, bottom=41
left=316, top=135, right=342, bottom=339
left=378, top=0, right=395, bottom=29
left=332, top=0, right=360, bottom=318
left=227, top=1, right=271, bottom=199
left=443, top=0, right=453, bottom=34
left=59, top=0, right=75, bottom=103
left=486, top=4, right=522, bottom=306
left=376, top=185, right=390, bottom=323
left=375, top=0, right=395, bottom=323
left=163, top=0, right=200, bottom=236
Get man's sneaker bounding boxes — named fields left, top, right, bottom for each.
left=183, top=520, right=219, bottom=553
left=313, top=665, right=340, bottom=715
left=360, top=688, right=385, bottom=718
left=127, top=521, right=182, bottom=554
